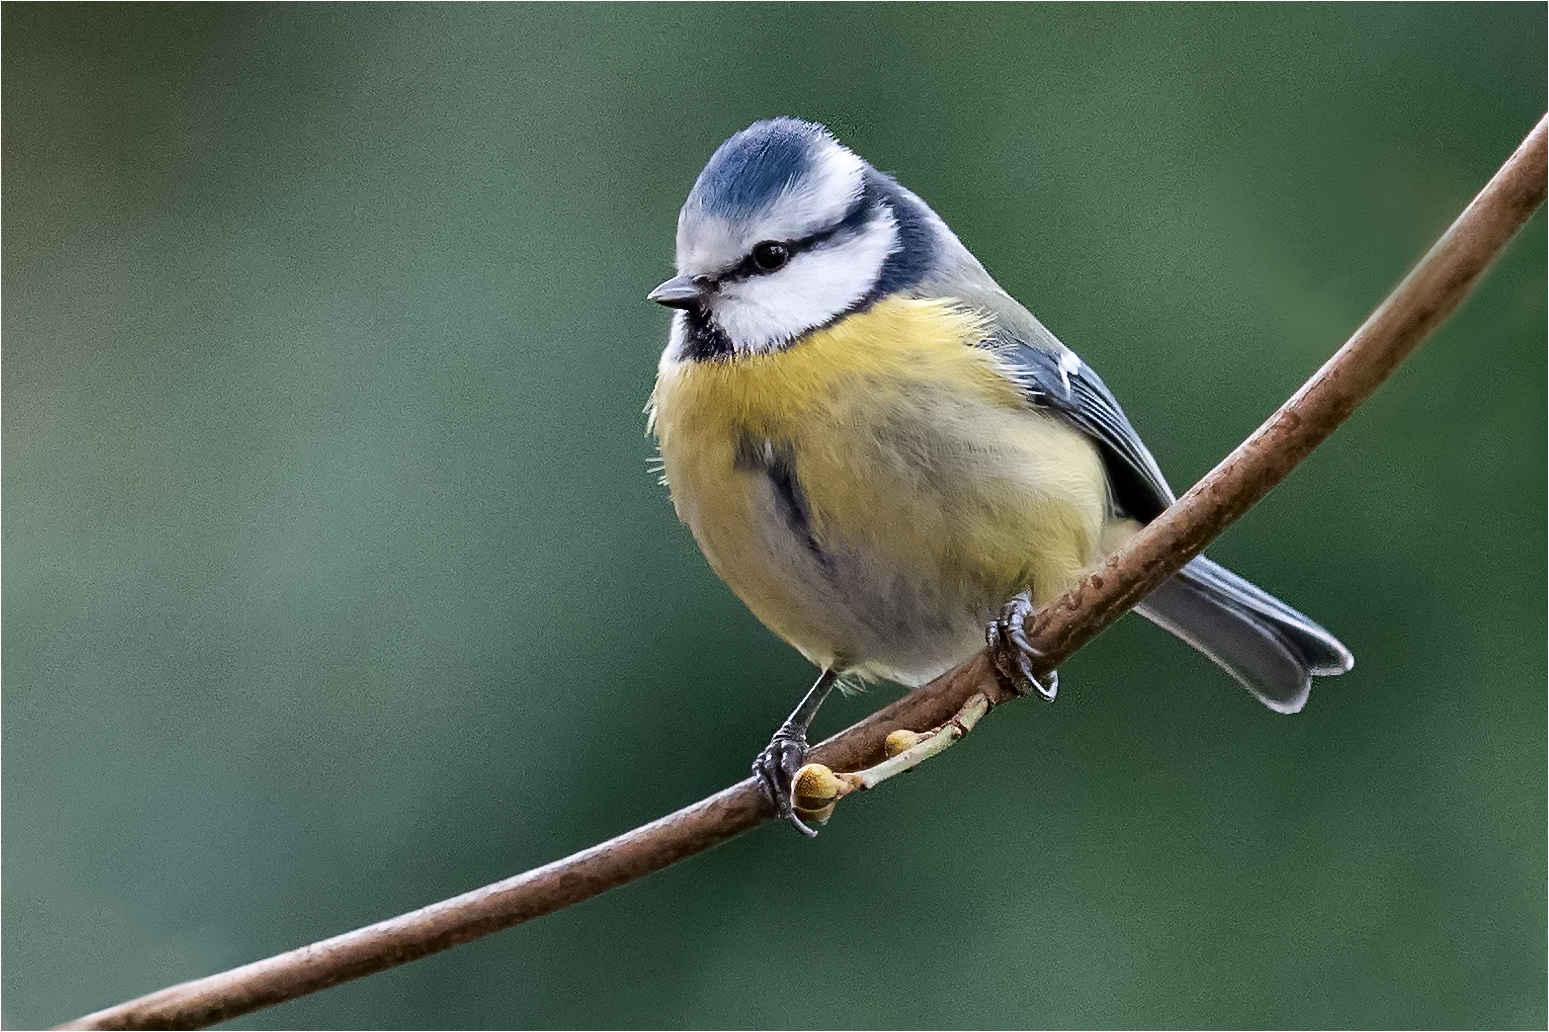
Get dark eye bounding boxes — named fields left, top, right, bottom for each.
left=751, top=241, right=790, bottom=272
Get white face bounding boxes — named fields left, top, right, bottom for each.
left=671, top=138, right=901, bottom=354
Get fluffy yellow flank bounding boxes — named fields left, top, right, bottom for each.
left=649, top=297, right=1108, bottom=673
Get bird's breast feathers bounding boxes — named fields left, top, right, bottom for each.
left=648, top=296, right=1108, bottom=684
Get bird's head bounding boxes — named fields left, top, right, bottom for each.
left=651, top=117, right=942, bottom=358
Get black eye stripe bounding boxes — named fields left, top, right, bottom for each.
left=719, top=184, right=885, bottom=284
left=724, top=239, right=802, bottom=281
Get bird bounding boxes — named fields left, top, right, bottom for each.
left=646, top=117, right=1353, bottom=835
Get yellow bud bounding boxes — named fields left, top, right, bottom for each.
left=884, top=729, right=925, bottom=757
left=792, top=763, right=842, bottom=811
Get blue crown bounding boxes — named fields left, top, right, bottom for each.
left=686, top=117, right=831, bottom=218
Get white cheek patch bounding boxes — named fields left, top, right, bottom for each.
left=713, top=214, right=899, bottom=353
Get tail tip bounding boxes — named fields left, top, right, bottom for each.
left=1306, top=639, right=1355, bottom=678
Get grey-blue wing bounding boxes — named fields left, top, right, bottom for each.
left=983, top=320, right=1354, bottom=711
left=994, top=338, right=1176, bottom=523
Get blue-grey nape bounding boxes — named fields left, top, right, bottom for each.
left=688, top=117, right=829, bottom=218
left=862, top=169, right=936, bottom=299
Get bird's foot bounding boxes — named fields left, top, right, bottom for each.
left=986, top=592, right=1059, bottom=700
left=753, top=727, right=819, bottom=837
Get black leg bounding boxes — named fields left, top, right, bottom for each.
left=986, top=592, right=1059, bottom=700
left=753, top=669, right=839, bottom=837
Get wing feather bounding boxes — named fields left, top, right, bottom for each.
left=992, top=335, right=1176, bottom=523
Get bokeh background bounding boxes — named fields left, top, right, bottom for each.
left=5, top=5, right=1544, bottom=1029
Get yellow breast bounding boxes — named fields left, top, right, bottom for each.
left=648, top=296, right=1108, bottom=683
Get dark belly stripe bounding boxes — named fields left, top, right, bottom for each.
left=734, top=433, right=833, bottom=576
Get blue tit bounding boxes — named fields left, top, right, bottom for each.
left=647, top=117, right=1353, bottom=834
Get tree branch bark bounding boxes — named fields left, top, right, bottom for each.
left=57, top=113, right=1547, bottom=1031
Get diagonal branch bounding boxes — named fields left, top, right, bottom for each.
left=57, top=113, right=1547, bottom=1032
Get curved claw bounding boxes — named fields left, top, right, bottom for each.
left=753, top=731, right=820, bottom=837
left=987, top=593, right=1059, bottom=700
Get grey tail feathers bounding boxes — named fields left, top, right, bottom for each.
left=1133, top=556, right=1353, bottom=714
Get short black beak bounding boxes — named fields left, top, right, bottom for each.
left=647, top=274, right=705, bottom=310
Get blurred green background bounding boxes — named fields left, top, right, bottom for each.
left=5, top=5, right=1544, bottom=1029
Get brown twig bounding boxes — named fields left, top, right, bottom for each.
left=57, top=113, right=1547, bottom=1031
